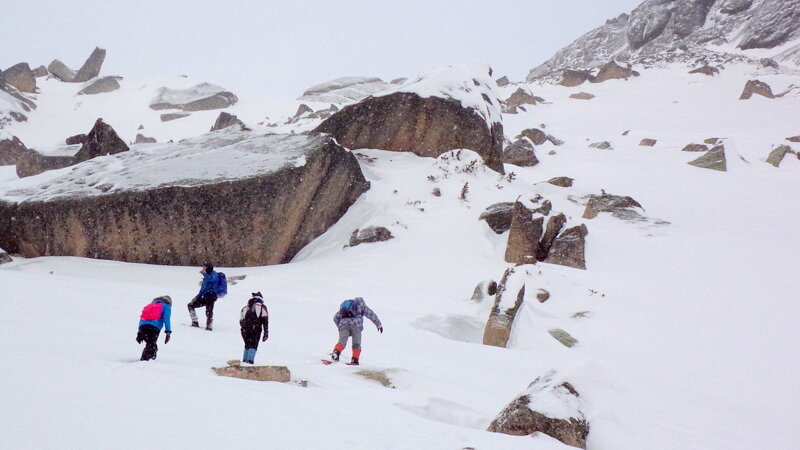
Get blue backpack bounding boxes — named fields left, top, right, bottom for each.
left=216, top=272, right=228, bottom=297
left=339, top=299, right=359, bottom=318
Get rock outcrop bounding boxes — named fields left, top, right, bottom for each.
left=78, top=76, right=122, bottom=95
left=503, top=88, right=545, bottom=113
left=0, top=131, right=369, bottom=267
left=16, top=152, right=75, bottom=178
left=592, top=61, right=632, bottom=82
left=314, top=66, right=504, bottom=172
left=483, top=268, right=526, bottom=348
left=503, top=139, right=538, bottom=167
left=213, top=361, right=291, bottom=382
left=150, top=83, right=238, bottom=111
left=766, top=145, right=793, bottom=167
left=47, top=59, right=76, bottom=82
left=505, top=202, right=544, bottom=264
left=479, top=202, right=515, bottom=234
left=688, top=145, right=727, bottom=171
left=349, top=227, right=393, bottom=247
left=72, top=119, right=129, bottom=163
left=72, top=47, right=107, bottom=83
left=496, top=76, right=510, bottom=87
left=66, top=134, right=88, bottom=145
left=538, top=213, right=568, bottom=261
left=0, top=135, right=31, bottom=166
left=583, top=194, right=643, bottom=219
left=739, top=79, right=774, bottom=99
left=560, top=69, right=593, bottom=87
left=210, top=112, right=247, bottom=132
left=1, top=63, right=36, bottom=93
left=488, top=371, right=589, bottom=448
left=544, top=224, right=588, bottom=270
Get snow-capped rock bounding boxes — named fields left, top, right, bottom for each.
left=298, top=76, right=393, bottom=104
left=149, top=83, right=238, bottom=111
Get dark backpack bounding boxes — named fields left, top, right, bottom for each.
left=339, top=300, right=359, bottom=318
left=241, top=306, right=260, bottom=328
left=216, top=272, right=228, bottom=297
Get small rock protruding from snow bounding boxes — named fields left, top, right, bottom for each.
left=160, top=112, right=190, bottom=122
left=505, top=202, right=544, bottom=265
left=496, top=75, right=510, bottom=87
left=591, top=61, right=632, bottom=83
left=487, top=370, right=589, bottom=449
left=213, top=362, right=291, bottom=382
left=78, top=76, right=122, bottom=95
left=682, top=143, right=709, bottom=152
left=548, top=177, right=574, bottom=187
left=589, top=141, right=612, bottom=150
left=583, top=194, right=643, bottom=220
left=502, top=88, right=544, bottom=113
left=689, top=65, right=720, bottom=76
left=544, top=224, right=589, bottom=270
left=560, top=69, right=593, bottom=87
left=639, top=138, right=657, bottom=147
left=688, top=145, right=727, bottom=171
left=483, top=267, right=526, bottom=348
left=348, top=227, right=394, bottom=247
left=210, top=112, right=247, bottom=132
left=479, top=202, right=515, bottom=234
left=536, top=289, right=550, bottom=303
left=65, top=134, right=87, bottom=145
left=134, top=134, right=157, bottom=144
left=470, top=279, right=498, bottom=303
left=766, top=145, right=794, bottom=167
left=538, top=213, right=567, bottom=261
left=0, top=247, right=11, bottom=265
left=785, top=135, right=800, bottom=143
left=549, top=328, right=578, bottom=348
left=150, top=83, right=238, bottom=111
left=32, top=65, right=48, bottom=78
left=503, top=139, right=538, bottom=167
left=516, top=128, right=548, bottom=145
left=569, top=92, right=595, bottom=100
left=739, top=80, right=775, bottom=100
left=73, top=118, right=129, bottom=163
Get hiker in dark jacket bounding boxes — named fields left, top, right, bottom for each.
left=330, top=297, right=382, bottom=365
left=137, top=296, right=172, bottom=361
left=188, top=261, right=219, bottom=330
left=239, top=292, right=269, bottom=364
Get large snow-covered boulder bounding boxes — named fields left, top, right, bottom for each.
left=315, top=65, right=505, bottom=172
left=488, top=371, right=589, bottom=449
left=149, top=83, right=238, bottom=111
left=298, top=76, right=393, bottom=104
left=0, top=130, right=369, bottom=266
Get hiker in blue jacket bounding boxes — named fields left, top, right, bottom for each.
left=330, top=297, right=382, bottom=365
left=188, top=261, right=220, bottom=331
left=137, top=296, right=172, bottom=361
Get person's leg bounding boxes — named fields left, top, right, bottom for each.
left=141, top=326, right=160, bottom=361
left=188, top=298, right=202, bottom=327
left=204, top=294, right=217, bottom=330
left=350, top=326, right=363, bottom=364
left=332, top=327, right=350, bottom=361
left=242, top=328, right=260, bottom=363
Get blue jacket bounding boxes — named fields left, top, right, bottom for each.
left=139, top=299, right=172, bottom=332
left=198, top=271, right=220, bottom=297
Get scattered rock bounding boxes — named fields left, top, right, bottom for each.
left=786, top=135, right=800, bottom=143
left=639, top=138, right=657, bottom=146
left=73, top=119, right=129, bottom=163
left=496, top=76, right=510, bottom=87
left=47, top=59, right=76, bottom=82
left=689, top=65, right=720, bottom=76
left=432, top=187, right=441, bottom=197
left=72, top=47, right=107, bottom=83
left=504, top=88, right=545, bottom=113
left=571, top=311, right=592, bottom=319
left=479, top=202, right=515, bottom=234
left=739, top=80, right=774, bottom=100
left=547, top=177, right=573, bottom=187
left=138, top=124, right=144, bottom=130
left=589, top=141, right=612, bottom=150
left=688, top=145, right=727, bottom=171
left=583, top=194, right=643, bottom=220
left=488, top=371, right=589, bottom=448
left=1, top=63, right=36, bottom=93
left=483, top=268, right=526, bottom=348
left=682, top=143, right=709, bottom=152
left=592, top=61, right=632, bottom=83
left=569, top=92, right=595, bottom=100
left=704, top=137, right=720, bottom=145
left=549, top=328, right=578, bottom=347
left=471, top=279, right=498, bottom=302
left=516, top=128, right=547, bottom=146
left=545, top=224, right=588, bottom=270
left=766, top=145, right=793, bottom=167
left=536, top=289, right=550, bottom=303
left=622, top=130, right=630, bottom=136
left=532, top=200, right=552, bottom=216
left=349, top=226, right=393, bottom=247
left=0, top=135, right=31, bottom=166
left=210, top=112, right=247, bottom=132
left=32, top=65, right=48, bottom=78
left=503, top=139, right=538, bottom=167
left=134, top=134, right=157, bottom=144
left=65, top=134, right=87, bottom=145
left=505, top=202, right=544, bottom=264
left=560, top=69, right=593, bottom=87
left=759, top=58, right=779, bottom=69
left=538, top=213, right=567, bottom=261
left=77, top=76, right=122, bottom=95
left=160, top=112, right=190, bottom=122
left=213, top=361, right=291, bottom=382
left=150, top=83, right=238, bottom=111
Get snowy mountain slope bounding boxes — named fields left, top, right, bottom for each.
left=1, top=52, right=799, bottom=450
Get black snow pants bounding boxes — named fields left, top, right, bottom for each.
left=188, top=292, right=217, bottom=327
left=137, top=324, right=160, bottom=361
left=241, top=327, right=262, bottom=350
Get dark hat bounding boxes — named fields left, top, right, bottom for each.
left=202, top=261, right=214, bottom=272
left=156, top=295, right=172, bottom=305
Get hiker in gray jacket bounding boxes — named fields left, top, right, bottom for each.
left=330, top=297, right=382, bottom=365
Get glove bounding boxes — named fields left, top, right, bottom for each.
left=136, top=331, right=144, bottom=344
left=262, top=333, right=268, bottom=342
left=378, top=326, right=384, bottom=334
left=164, top=331, right=172, bottom=344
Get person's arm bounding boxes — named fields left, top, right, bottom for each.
left=363, top=305, right=382, bottom=331
left=333, top=310, right=342, bottom=327
left=162, top=304, right=172, bottom=332
left=260, top=305, right=269, bottom=339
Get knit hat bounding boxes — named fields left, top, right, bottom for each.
left=202, top=261, right=214, bottom=272
left=156, top=295, right=172, bottom=305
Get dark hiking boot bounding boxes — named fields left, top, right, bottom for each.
left=205, top=320, right=213, bottom=331
left=350, top=357, right=359, bottom=366
left=191, top=321, right=199, bottom=328
left=330, top=350, right=340, bottom=362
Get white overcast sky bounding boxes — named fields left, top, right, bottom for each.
left=2, top=0, right=642, bottom=99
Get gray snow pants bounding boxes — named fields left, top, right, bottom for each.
left=337, top=325, right=362, bottom=350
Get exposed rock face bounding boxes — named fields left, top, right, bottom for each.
left=16, top=152, right=75, bottom=178
left=787, top=135, right=800, bottom=143
left=210, top=112, right=247, bottom=132
left=766, top=145, right=793, bottom=167
left=213, top=361, right=291, bottom=382
left=0, top=135, right=31, bottom=165
left=505, top=202, right=544, bottom=264
left=72, top=47, right=107, bottom=83
left=503, top=139, right=538, bottom=167
left=583, top=194, right=643, bottom=219
left=0, top=247, right=11, bottom=264
left=569, top=92, right=595, bottom=100
left=32, top=65, right=48, bottom=78
left=503, top=88, right=545, bottom=113
left=349, top=226, right=393, bottom=247
left=1, top=63, right=36, bottom=93
left=150, top=83, right=238, bottom=111
left=689, top=65, right=720, bottom=76
left=134, top=134, right=157, bottom=144
left=72, top=119, right=129, bottom=163
left=0, top=132, right=369, bottom=267
left=682, top=143, right=709, bottom=152
left=549, top=328, right=578, bottom=347
left=483, top=268, right=525, bottom=348
left=538, top=213, right=567, bottom=261
left=545, top=224, right=588, bottom=270
left=548, top=177, right=574, bottom=187
left=496, top=76, right=510, bottom=87
left=516, top=128, right=547, bottom=145
left=688, top=145, right=727, bottom=171
left=315, top=92, right=504, bottom=173
left=488, top=371, right=589, bottom=448
left=640, top=138, right=657, bottom=146
left=589, top=141, right=612, bottom=150
left=479, top=202, right=515, bottom=234
left=298, top=76, right=392, bottom=104
left=560, top=69, right=593, bottom=87
left=161, top=113, right=190, bottom=122
left=739, top=79, right=774, bottom=99
left=47, top=59, right=76, bottom=82
left=78, top=76, right=122, bottom=95
left=592, top=61, right=632, bottom=82
left=66, top=134, right=88, bottom=145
